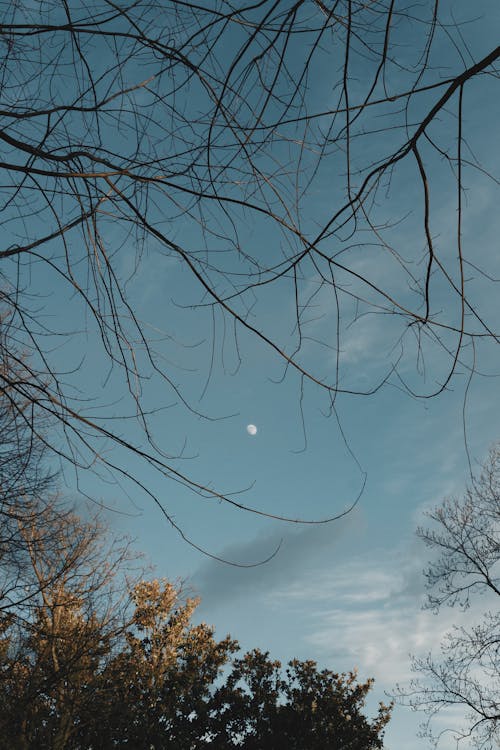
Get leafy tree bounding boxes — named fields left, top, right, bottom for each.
left=397, top=445, right=500, bottom=749
left=69, top=579, right=392, bottom=748
left=86, top=579, right=238, bottom=749
left=0, top=513, right=392, bottom=749
left=209, top=650, right=392, bottom=749
left=0, top=1, right=497, bottom=553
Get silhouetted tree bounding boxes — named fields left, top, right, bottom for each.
left=209, top=649, right=392, bottom=749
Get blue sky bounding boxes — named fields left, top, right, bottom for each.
left=2, top=1, right=499, bottom=747
left=105, top=159, right=499, bottom=747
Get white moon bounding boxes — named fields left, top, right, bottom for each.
left=246, top=424, right=257, bottom=436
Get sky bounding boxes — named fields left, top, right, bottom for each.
left=2, top=1, right=500, bottom=748
left=109, top=11, right=499, bottom=739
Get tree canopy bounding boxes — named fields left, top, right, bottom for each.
left=0, top=516, right=392, bottom=749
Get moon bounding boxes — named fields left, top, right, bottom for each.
left=246, top=424, right=257, bottom=436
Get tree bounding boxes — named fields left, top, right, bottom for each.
left=209, top=650, right=392, bottom=749
left=87, top=578, right=239, bottom=749
left=0, top=321, right=61, bottom=613
left=0, top=503, right=134, bottom=750
left=96, top=591, right=391, bottom=749
left=396, top=444, right=500, bottom=749
left=0, top=1, right=498, bottom=554
left=0, top=506, right=391, bottom=748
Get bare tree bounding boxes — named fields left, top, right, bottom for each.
left=0, top=502, right=136, bottom=750
left=0, top=323, right=131, bottom=620
left=0, top=1, right=498, bottom=556
left=396, top=445, right=500, bottom=749
left=0, top=321, right=60, bottom=611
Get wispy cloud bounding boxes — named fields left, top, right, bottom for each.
left=270, top=541, right=489, bottom=693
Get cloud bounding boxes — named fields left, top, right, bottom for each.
left=190, top=507, right=496, bottom=750
left=306, top=602, right=451, bottom=685
left=191, top=509, right=361, bottom=610
left=272, top=542, right=488, bottom=690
